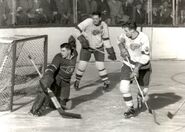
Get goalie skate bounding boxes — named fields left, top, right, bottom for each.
left=60, top=99, right=72, bottom=110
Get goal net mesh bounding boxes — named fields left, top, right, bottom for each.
left=0, top=35, right=47, bottom=111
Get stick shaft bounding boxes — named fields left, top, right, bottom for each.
left=91, top=47, right=135, bottom=69
left=173, top=99, right=185, bottom=115
left=89, top=47, right=105, bottom=54
left=125, top=57, right=148, bottom=106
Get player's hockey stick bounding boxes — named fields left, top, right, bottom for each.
left=28, top=55, right=82, bottom=119
left=89, top=47, right=105, bottom=54
left=89, top=47, right=135, bottom=68
left=167, top=99, right=185, bottom=119
left=125, top=57, right=160, bottom=125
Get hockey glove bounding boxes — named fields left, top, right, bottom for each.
left=130, top=68, right=139, bottom=79
left=68, top=35, right=76, bottom=49
left=39, top=74, right=54, bottom=93
left=130, top=63, right=141, bottom=79
left=77, top=35, right=89, bottom=49
left=106, top=47, right=117, bottom=60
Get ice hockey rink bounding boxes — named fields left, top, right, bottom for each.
left=1, top=0, right=185, bottom=131
left=0, top=60, right=185, bottom=132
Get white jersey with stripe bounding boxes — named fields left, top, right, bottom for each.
left=117, top=31, right=150, bottom=65
left=76, top=18, right=111, bottom=49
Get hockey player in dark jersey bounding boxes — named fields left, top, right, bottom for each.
left=30, top=36, right=78, bottom=116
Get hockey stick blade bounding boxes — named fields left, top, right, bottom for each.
left=47, top=88, right=82, bottom=119
left=167, top=99, right=185, bottom=119
left=145, top=102, right=160, bottom=125
left=148, top=108, right=152, bottom=114
left=57, top=108, right=82, bottom=119
left=152, top=110, right=160, bottom=125
left=167, top=112, right=173, bottom=119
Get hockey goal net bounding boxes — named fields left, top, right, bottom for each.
left=0, top=35, right=48, bottom=111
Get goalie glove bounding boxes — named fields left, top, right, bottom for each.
left=106, top=47, right=117, bottom=60
left=40, top=74, right=54, bottom=93
left=68, top=35, right=76, bottom=49
left=77, top=34, right=89, bottom=49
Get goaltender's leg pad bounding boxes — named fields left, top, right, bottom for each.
left=30, top=92, right=51, bottom=116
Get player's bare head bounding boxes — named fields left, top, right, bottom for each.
left=60, top=43, right=72, bottom=58
left=122, top=21, right=137, bottom=38
left=92, top=11, right=102, bottom=26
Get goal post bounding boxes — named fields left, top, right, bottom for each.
left=0, top=35, right=48, bottom=112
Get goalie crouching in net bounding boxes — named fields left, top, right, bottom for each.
left=30, top=36, right=77, bottom=116
left=117, top=21, right=152, bottom=119
left=74, top=11, right=116, bottom=92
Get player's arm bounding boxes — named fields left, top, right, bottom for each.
left=75, top=18, right=92, bottom=49
left=138, top=35, right=150, bottom=65
left=40, top=55, right=60, bottom=92
left=117, top=34, right=129, bottom=59
left=102, top=22, right=116, bottom=60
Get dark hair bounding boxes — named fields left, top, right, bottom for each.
left=122, top=20, right=137, bottom=30
left=60, top=43, right=72, bottom=50
left=92, top=11, right=101, bottom=17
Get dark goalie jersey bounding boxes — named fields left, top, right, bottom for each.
left=45, top=50, right=78, bottom=82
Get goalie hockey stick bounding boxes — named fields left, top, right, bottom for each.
left=167, top=99, right=185, bottom=119
left=28, top=55, right=82, bottom=119
left=125, top=57, right=160, bottom=125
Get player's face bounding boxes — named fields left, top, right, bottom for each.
left=92, top=15, right=101, bottom=25
left=123, top=27, right=134, bottom=38
left=60, top=47, right=71, bottom=59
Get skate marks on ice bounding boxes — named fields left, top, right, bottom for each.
left=171, top=72, right=185, bottom=86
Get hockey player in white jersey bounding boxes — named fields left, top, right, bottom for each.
left=117, top=21, right=152, bottom=118
left=74, top=11, right=116, bottom=92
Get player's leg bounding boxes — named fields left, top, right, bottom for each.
left=120, top=64, right=136, bottom=118
left=95, top=61, right=110, bottom=91
left=48, top=82, right=60, bottom=109
left=137, top=65, right=152, bottom=111
left=74, top=48, right=91, bottom=90
left=94, top=47, right=110, bottom=91
left=58, top=79, right=72, bottom=110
